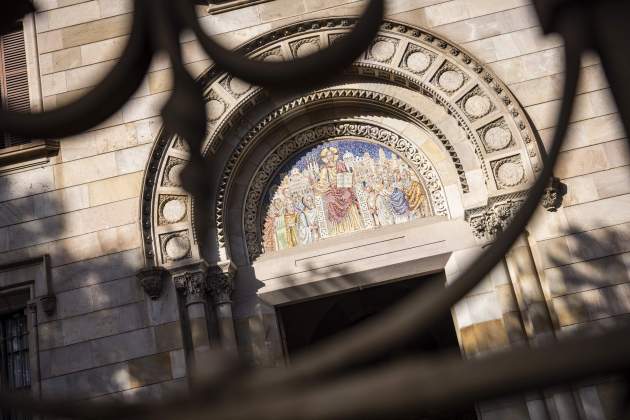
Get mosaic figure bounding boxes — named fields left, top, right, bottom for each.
left=262, top=139, right=431, bottom=253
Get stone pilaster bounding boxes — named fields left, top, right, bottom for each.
left=505, top=232, right=580, bottom=420
left=171, top=261, right=212, bottom=374
left=207, top=260, right=238, bottom=353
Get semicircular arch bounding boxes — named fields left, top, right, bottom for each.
left=140, top=17, right=543, bottom=270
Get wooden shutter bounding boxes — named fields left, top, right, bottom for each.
left=0, top=24, right=31, bottom=148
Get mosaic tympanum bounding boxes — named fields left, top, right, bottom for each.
left=262, top=139, right=431, bottom=253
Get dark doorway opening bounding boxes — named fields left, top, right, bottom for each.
left=277, top=272, right=477, bottom=420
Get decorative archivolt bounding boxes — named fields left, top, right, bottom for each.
left=141, top=17, right=543, bottom=267
left=243, top=121, right=449, bottom=260
left=214, top=88, right=464, bottom=250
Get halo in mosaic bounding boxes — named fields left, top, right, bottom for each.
left=261, top=139, right=431, bottom=253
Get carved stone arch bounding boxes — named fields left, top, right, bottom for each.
left=140, top=17, right=543, bottom=270
left=242, top=119, right=449, bottom=260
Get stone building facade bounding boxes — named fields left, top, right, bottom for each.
left=0, top=1, right=627, bottom=419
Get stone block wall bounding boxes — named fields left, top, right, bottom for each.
left=0, top=0, right=626, bottom=414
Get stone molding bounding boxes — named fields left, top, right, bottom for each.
left=243, top=120, right=449, bottom=260
left=207, top=260, right=237, bottom=305
left=0, top=139, right=59, bottom=174
left=136, top=266, right=170, bottom=300
left=214, top=88, right=466, bottom=252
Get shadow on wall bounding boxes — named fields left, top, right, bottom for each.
left=0, top=187, right=184, bottom=405
left=542, top=221, right=630, bottom=419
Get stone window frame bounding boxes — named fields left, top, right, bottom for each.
left=207, top=0, right=273, bottom=15
left=0, top=255, right=57, bottom=400
left=0, top=14, right=58, bottom=174
left=0, top=290, right=32, bottom=394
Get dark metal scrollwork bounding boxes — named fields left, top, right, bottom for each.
left=1, top=0, right=630, bottom=419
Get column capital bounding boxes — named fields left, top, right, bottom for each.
left=207, top=260, right=237, bottom=305
left=171, top=260, right=209, bottom=305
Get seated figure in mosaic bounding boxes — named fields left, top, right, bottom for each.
left=316, top=147, right=364, bottom=235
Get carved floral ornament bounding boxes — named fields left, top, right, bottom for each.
left=142, top=18, right=542, bottom=266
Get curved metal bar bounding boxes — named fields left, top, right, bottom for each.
left=175, top=0, right=384, bottom=88
left=1, top=2, right=625, bottom=420
left=0, top=0, right=152, bottom=139
left=163, top=327, right=630, bottom=420
left=236, top=4, right=587, bottom=392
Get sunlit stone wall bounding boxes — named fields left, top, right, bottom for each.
left=0, top=0, right=625, bottom=418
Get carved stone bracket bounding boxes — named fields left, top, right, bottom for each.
left=207, top=260, right=237, bottom=305
left=541, top=176, right=566, bottom=212
left=136, top=267, right=170, bottom=300
left=465, top=193, right=527, bottom=240
left=39, top=294, right=57, bottom=316
left=172, top=261, right=209, bottom=305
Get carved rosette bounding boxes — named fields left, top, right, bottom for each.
left=174, top=270, right=208, bottom=305
left=207, top=261, right=236, bottom=305
left=137, top=267, right=170, bottom=300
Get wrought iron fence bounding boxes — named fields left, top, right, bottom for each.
left=1, top=0, right=630, bottom=418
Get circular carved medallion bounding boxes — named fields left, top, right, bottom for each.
left=167, top=163, right=185, bottom=187
left=485, top=126, right=512, bottom=150
left=439, top=70, right=464, bottom=92
left=296, top=42, right=319, bottom=58
left=165, top=235, right=191, bottom=260
left=464, top=95, right=492, bottom=118
left=497, top=161, right=525, bottom=187
left=207, top=99, right=226, bottom=121
left=162, top=199, right=187, bottom=223
left=406, top=51, right=431, bottom=73
left=228, top=77, right=251, bottom=95
left=370, top=40, right=396, bottom=62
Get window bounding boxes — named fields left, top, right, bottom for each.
left=0, top=290, right=31, bottom=420
left=0, top=22, right=31, bottom=149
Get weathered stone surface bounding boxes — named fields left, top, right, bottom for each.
left=128, top=352, right=172, bottom=388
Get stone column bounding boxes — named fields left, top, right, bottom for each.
left=207, top=260, right=238, bottom=353
left=172, top=261, right=212, bottom=371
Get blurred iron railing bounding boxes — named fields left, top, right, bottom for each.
left=1, top=0, right=630, bottom=419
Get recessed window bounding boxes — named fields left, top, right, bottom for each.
left=0, top=22, right=31, bottom=149
left=0, top=289, right=31, bottom=420
left=0, top=19, right=58, bottom=174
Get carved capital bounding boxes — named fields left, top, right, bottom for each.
left=541, top=176, right=566, bottom=212
left=137, top=267, right=170, bottom=300
left=174, top=271, right=208, bottom=304
left=207, top=260, right=237, bottom=305
left=466, top=193, right=527, bottom=240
